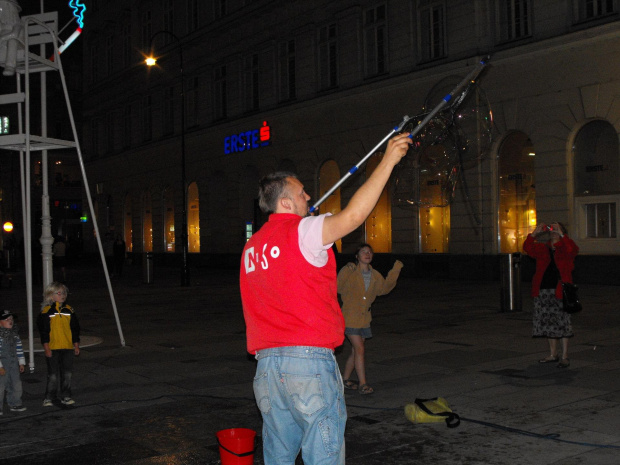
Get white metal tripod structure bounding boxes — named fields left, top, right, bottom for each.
left=0, top=12, right=125, bottom=372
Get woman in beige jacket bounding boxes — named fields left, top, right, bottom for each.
left=337, top=243, right=403, bottom=394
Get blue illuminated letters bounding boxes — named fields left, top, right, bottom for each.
left=224, top=121, right=271, bottom=154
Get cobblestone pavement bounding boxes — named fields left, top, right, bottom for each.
left=0, top=259, right=618, bottom=464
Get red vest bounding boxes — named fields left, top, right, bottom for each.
left=240, top=213, right=344, bottom=354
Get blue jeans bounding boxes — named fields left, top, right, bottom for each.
left=45, top=349, right=74, bottom=400
left=0, top=357, right=23, bottom=408
left=254, top=346, right=346, bottom=465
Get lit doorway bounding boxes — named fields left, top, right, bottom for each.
left=365, top=154, right=391, bottom=253
left=188, top=182, right=200, bottom=253
left=498, top=132, right=536, bottom=253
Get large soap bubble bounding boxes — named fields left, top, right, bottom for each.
left=393, top=77, right=493, bottom=207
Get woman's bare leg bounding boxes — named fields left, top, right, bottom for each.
left=347, top=335, right=367, bottom=386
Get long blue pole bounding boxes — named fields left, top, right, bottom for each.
left=309, top=57, right=489, bottom=213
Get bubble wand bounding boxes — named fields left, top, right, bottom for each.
left=57, top=1, right=86, bottom=55
left=309, top=56, right=490, bottom=213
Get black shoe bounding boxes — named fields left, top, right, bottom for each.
left=9, top=405, right=27, bottom=412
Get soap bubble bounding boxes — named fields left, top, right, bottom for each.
left=393, top=76, right=493, bottom=207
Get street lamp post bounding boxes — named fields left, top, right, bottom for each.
left=146, top=31, right=190, bottom=286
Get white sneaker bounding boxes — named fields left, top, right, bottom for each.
left=9, top=405, right=27, bottom=412
left=61, top=397, right=75, bottom=405
left=42, top=399, right=53, bottom=407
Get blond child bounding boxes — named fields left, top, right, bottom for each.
left=37, top=282, right=80, bottom=407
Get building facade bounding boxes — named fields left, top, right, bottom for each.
left=80, top=0, right=620, bottom=282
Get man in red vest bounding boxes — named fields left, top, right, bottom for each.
left=240, top=133, right=411, bottom=465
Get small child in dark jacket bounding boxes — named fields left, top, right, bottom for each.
left=0, top=309, right=27, bottom=414
left=37, top=282, right=80, bottom=407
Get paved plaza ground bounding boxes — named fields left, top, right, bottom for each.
left=0, top=258, right=619, bottom=464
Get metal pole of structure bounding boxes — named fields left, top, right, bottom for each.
left=52, top=39, right=126, bottom=347
left=148, top=31, right=189, bottom=286
left=179, top=42, right=189, bottom=286
left=40, top=43, right=54, bottom=287
left=22, top=26, right=36, bottom=372
left=309, top=57, right=490, bottom=213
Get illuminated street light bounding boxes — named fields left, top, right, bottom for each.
left=145, top=31, right=190, bottom=286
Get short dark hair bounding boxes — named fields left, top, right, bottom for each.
left=258, top=171, right=297, bottom=213
left=355, top=243, right=373, bottom=263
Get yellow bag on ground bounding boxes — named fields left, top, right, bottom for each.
left=405, top=397, right=460, bottom=428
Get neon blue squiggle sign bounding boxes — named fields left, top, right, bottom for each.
left=68, top=0, right=87, bottom=28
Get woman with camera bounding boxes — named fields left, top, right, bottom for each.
left=523, top=222, right=579, bottom=368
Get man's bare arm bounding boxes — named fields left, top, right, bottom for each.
left=322, top=133, right=411, bottom=246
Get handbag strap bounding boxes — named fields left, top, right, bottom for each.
left=414, top=398, right=461, bottom=428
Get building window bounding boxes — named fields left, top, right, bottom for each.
left=365, top=154, right=392, bottom=253
left=417, top=146, right=452, bottom=253
left=573, top=120, right=619, bottom=196
left=188, top=182, right=200, bottom=253
left=318, top=24, right=338, bottom=90
left=497, top=0, right=531, bottom=43
left=418, top=1, right=446, bottom=62
left=163, top=86, right=174, bottom=136
left=124, top=194, right=133, bottom=252
left=187, top=0, right=199, bottom=32
left=214, top=65, right=227, bottom=120
left=123, top=105, right=132, bottom=148
left=90, top=41, right=100, bottom=84
left=278, top=40, right=296, bottom=101
left=318, top=160, right=342, bottom=252
left=106, top=111, right=114, bottom=153
left=122, top=21, right=132, bottom=69
left=0, top=116, right=8, bottom=134
left=574, top=0, right=617, bottom=22
left=163, top=187, right=175, bottom=252
left=572, top=120, right=619, bottom=251
left=141, top=10, right=152, bottom=50
left=363, top=4, right=388, bottom=77
left=106, top=35, right=114, bottom=76
left=215, top=0, right=227, bottom=18
left=498, top=132, right=536, bottom=253
left=244, top=54, right=259, bottom=112
left=163, top=0, right=174, bottom=41
left=575, top=194, right=620, bottom=252
left=142, top=95, right=152, bottom=141
left=143, top=191, right=153, bottom=252
left=185, top=77, right=198, bottom=127
left=585, top=202, right=616, bottom=238
left=90, top=119, right=99, bottom=156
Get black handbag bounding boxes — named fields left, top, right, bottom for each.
left=561, top=281, right=582, bottom=314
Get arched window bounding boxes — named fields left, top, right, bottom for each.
left=573, top=120, right=618, bottom=196
left=318, top=160, right=342, bottom=252
left=142, top=191, right=153, bottom=252
left=188, top=182, right=200, bottom=253
left=163, top=187, right=175, bottom=252
left=498, top=132, right=536, bottom=253
left=418, top=144, right=451, bottom=254
left=124, top=193, right=133, bottom=252
left=365, top=154, right=392, bottom=253
left=573, top=120, right=619, bottom=250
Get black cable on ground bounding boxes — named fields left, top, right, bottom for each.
left=346, top=402, right=620, bottom=450
left=3, top=395, right=620, bottom=451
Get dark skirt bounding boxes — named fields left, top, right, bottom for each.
left=533, top=289, right=573, bottom=338
left=345, top=327, right=372, bottom=338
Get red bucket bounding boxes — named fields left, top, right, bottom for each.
left=216, top=428, right=256, bottom=465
